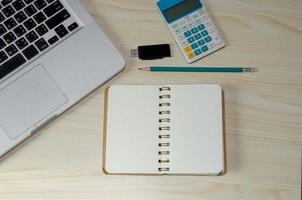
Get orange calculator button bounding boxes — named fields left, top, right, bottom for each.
left=187, top=52, right=195, bottom=59
left=183, top=46, right=192, bottom=53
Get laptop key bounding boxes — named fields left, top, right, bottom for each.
left=68, top=22, right=78, bottom=32
left=33, top=12, right=46, bottom=24
left=45, top=9, right=70, bottom=29
left=55, top=24, right=68, bottom=38
left=34, top=0, right=47, bottom=10
left=0, top=24, right=7, bottom=36
left=5, top=44, right=18, bottom=56
left=2, top=5, right=16, bottom=18
left=0, top=12, right=5, bottom=23
left=48, top=35, right=58, bottom=45
left=3, top=32, right=16, bottom=44
left=4, top=17, right=17, bottom=30
left=0, top=51, right=8, bottom=63
left=43, top=0, right=63, bottom=17
left=24, top=5, right=37, bottom=17
left=12, top=0, right=25, bottom=11
left=35, top=24, right=48, bottom=36
left=35, top=38, right=49, bottom=51
left=1, top=0, right=13, bottom=7
left=22, top=44, right=39, bottom=59
left=0, top=53, right=26, bottom=80
left=13, top=25, right=26, bottom=37
left=15, top=37, right=28, bottom=49
left=23, top=18, right=37, bottom=30
left=0, top=38, right=6, bottom=49
left=14, top=11, right=27, bottom=23
left=25, top=30, right=38, bottom=42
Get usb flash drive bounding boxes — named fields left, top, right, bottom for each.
left=131, top=44, right=171, bottom=60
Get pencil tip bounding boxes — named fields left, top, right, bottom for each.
left=138, top=67, right=149, bottom=71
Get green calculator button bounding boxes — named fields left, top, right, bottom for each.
left=198, top=24, right=205, bottom=31
left=191, top=27, right=198, bottom=34
left=194, top=33, right=202, bottom=40
left=191, top=43, right=198, bottom=49
left=184, top=31, right=191, bottom=37
left=194, top=49, right=202, bottom=55
left=201, top=30, right=209, bottom=37
left=201, top=45, right=209, bottom=52
left=188, top=37, right=195, bottom=43
left=198, top=39, right=205, bottom=46
left=204, top=36, right=212, bottom=43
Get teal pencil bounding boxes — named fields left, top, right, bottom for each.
left=139, top=67, right=256, bottom=73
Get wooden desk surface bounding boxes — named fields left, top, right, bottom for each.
left=0, top=0, right=301, bottom=199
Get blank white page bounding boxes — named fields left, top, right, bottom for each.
left=168, top=85, right=224, bottom=175
left=104, top=85, right=160, bottom=174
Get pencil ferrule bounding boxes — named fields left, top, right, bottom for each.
left=242, top=68, right=256, bottom=73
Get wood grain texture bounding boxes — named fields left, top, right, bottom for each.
left=0, top=0, right=301, bottom=199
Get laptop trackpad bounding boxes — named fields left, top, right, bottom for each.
left=0, top=65, right=67, bottom=139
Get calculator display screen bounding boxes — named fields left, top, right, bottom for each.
left=163, top=0, right=202, bottom=23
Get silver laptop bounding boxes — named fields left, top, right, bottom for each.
left=0, top=0, right=125, bottom=158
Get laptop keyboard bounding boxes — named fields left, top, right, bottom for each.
left=0, top=0, right=80, bottom=80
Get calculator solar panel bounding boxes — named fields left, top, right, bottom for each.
left=0, top=0, right=81, bottom=80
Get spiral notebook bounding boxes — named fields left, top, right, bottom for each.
left=102, top=84, right=225, bottom=175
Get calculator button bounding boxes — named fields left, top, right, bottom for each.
left=183, top=25, right=189, bottom=30
left=184, top=46, right=192, bottom=53
left=194, top=33, right=202, bottom=40
left=201, top=30, right=209, bottom=37
left=212, top=33, right=223, bottom=44
left=208, top=26, right=216, bottom=33
left=208, top=42, right=216, bottom=49
left=178, top=34, right=185, bottom=40
left=184, top=16, right=190, bottom=20
left=184, top=31, right=191, bottom=37
left=196, top=19, right=202, bottom=24
left=188, top=22, right=194, bottom=29
left=201, top=45, right=209, bottom=52
left=194, top=49, right=202, bottom=55
left=181, top=40, right=188, bottom=47
left=175, top=29, right=181, bottom=34
left=191, top=43, right=198, bottom=49
left=188, top=37, right=195, bottom=43
left=204, top=20, right=213, bottom=27
left=198, top=24, right=205, bottom=31
left=198, top=39, right=205, bottom=46
left=187, top=52, right=195, bottom=59
left=201, top=14, right=209, bottom=21
left=187, top=17, right=193, bottom=22
left=204, top=36, right=212, bottom=43
left=191, top=27, right=198, bottom=34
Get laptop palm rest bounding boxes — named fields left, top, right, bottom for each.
left=0, top=65, right=68, bottom=140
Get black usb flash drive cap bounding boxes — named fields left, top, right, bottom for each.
left=137, top=44, right=171, bottom=60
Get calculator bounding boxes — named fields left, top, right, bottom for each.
left=156, top=0, right=225, bottom=63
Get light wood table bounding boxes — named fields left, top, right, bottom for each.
left=0, top=0, right=301, bottom=199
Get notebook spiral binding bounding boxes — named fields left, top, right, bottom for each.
left=158, top=86, right=171, bottom=172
